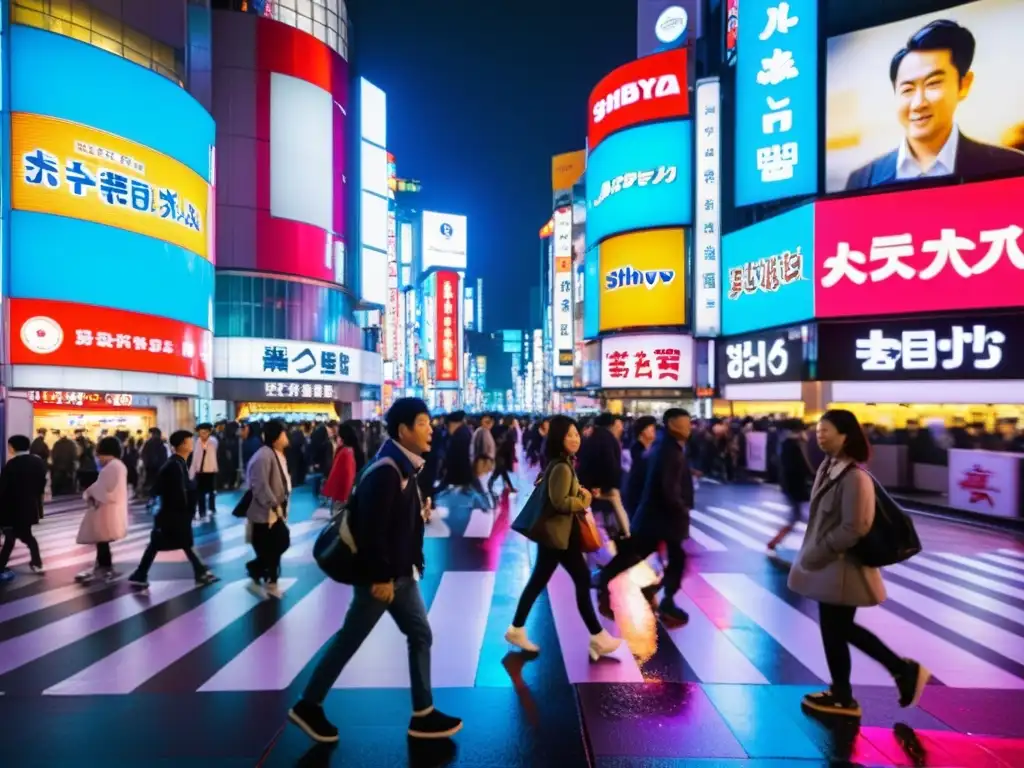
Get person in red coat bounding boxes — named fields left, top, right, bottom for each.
left=322, top=422, right=365, bottom=509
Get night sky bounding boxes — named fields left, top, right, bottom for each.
left=350, top=1, right=635, bottom=331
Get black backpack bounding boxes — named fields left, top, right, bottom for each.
left=312, top=457, right=399, bottom=584
left=851, top=474, right=922, bottom=567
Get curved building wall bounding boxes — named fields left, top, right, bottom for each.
left=6, top=23, right=216, bottom=398
left=211, top=10, right=349, bottom=286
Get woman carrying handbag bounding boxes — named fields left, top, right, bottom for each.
left=506, top=415, right=621, bottom=661
left=244, top=420, right=292, bottom=597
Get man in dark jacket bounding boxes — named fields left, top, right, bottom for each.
left=289, top=398, right=462, bottom=745
left=597, top=408, right=694, bottom=626
left=0, top=435, right=48, bottom=581
left=437, top=411, right=473, bottom=494
left=127, top=430, right=217, bottom=588
left=578, top=413, right=629, bottom=540
left=623, top=416, right=658, bottom=516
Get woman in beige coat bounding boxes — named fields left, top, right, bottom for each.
left=788, top=409, right=929, bottom=718
left=75, top=436, right=129, bottom=583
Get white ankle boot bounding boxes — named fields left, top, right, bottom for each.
left=588, top=629, right=621, bottom=661
left=504, top=625, right=539, bottom=653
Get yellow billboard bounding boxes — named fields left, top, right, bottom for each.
left=599, top=228, right=686, bottom=333
left=551, top=149, right=586, bottom=192
left=12, top=112, right=211, bottom=260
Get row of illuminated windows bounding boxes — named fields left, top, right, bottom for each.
left=221, top=0, right=348, bottom=60
left=214, top=273, right=363, bottom=347
left=11, top=0, right=184, bottom=85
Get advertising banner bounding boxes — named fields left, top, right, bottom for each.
left=826, top=0, right=1024, bottom=194
left=735, top=0, right=819, bottom=206
left=435, top=270, right=461, bottom=383
left=718, top=325, right=806, bottom=384
left=421, top=211, right=467, bottom=272
left=553, top=207, right=575, bottom=378
left=588, top=48, right=689, bottom=151
left=552, top=150, right=586, bottom=192
left=11, top=298, right=213, bottom=381
left=637, top=0, right=701, bottom=58
left=816, top=314, right=1024, bottom=382
left=586, top=120, right=693, bottom=246
left=694, top=77, right=722, bottom=336
left=212, top=337, right=381, bottom=384
left=948, top=449, right=1022, bottom=520
left=598, top=228, right=687, bottom=333
left=814, top=176, right=1024, bottom=318
left=722, top=203, right=814, bottom=335
left=385, top=210, right=400, bottom=361
left=601, top=333, right=694, bottom=388
left=12, top=113, right=210, bottom=260
left=584, top=248, right=600, bottom=340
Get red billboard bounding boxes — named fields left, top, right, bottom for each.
left=435, top=271, right=460, bottom=383
left=588, top=48, right=689, bottom=151
left=10, top=298, right=213, bottom=381
left=814, top=177, right=1024, bottom=319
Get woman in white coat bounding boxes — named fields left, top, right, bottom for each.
left=75, top=436, right=129, bottom=582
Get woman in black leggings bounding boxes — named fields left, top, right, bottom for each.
left=505, top=415, right=622, bottom=661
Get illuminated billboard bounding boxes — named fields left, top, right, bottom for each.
left=435, top=270, right=461, bottom=383
left=552, top=207, right=574, bottom=377
left=598, top=228, right=686, bottom=333
left=421, top=211, right=468, bottom=271
left=586, top=119, right=692, bottom=246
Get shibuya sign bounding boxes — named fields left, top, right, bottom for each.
left=718, top=326, right=804, bottom=384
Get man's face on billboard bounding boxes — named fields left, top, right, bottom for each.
left=895, top=49, right=974, bottom=145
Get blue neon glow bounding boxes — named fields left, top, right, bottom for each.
left=584, top=247, right=600, bottom=340
left=721, top=203, right=814, bottom=335
left=10, top=25, right=215, bottom=181
left=585, top=120, right=692, bottom=247
left=734, top=0, right=818, bottom=206
left=10, top=211, right=214, bottom=329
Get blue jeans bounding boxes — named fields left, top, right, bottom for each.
left=302, top=576, right=433, bottom=711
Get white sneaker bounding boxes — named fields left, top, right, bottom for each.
left=74, top=569, right=95, bottom=583
left=504, top=625, right=539, bottom=653
left=265, top=583, right=283, bottom=598
left=588, top=630, right=622, bottom=661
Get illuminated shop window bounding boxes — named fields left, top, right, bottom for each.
left=263, top=0, right=348, bottom=60
left=11, top=0, right=185, bottom=86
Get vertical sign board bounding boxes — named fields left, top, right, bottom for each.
left=735, top=0, right=818, bottom=206
left=435, top=270, right=460, bottom=383
left=552, top=207, right=574, bottom=378
left=694, top=77, right=721, bottom=336
left=385, top=210, right=399, bottom=361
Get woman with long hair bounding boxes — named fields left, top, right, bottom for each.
left=789, top=409, right=928, bottom=718
left=321, top=422, right=365, bottom=509
left=505, top=415, right=621, bottom=661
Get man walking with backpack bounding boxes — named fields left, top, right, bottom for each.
left=289, top=398, right=463, bottom=744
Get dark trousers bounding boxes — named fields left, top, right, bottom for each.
left=599, top=534, right=686, bottom=600
left=512, top=534, right=603, bottom=635
left=819, top=602, right=904, bottom=700
left=302, top=577, right=433, bottom=711
left=195, top=473, right=217, bottom=517
left=248, top=522, right=284, bottom=583
left=96, top=542, right=113, bottom=569
left=134, top=542, right=207, bottom=578
left=0, top=526, right=42, bottom=569
left=488, top=464, right=515, bottom=492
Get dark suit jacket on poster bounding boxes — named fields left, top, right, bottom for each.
left=845, top=134, right=1024, bottom=191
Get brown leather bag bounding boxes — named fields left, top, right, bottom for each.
left=576, top=510, right=602, bottom=553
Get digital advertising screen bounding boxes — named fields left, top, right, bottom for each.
left=9, top=24, right=216, bottom=336
left=588, top=48, right=689, bottom=151
left=435, top=270, right=462, bottom=383
left=552, top=149, right=586, bottom=192
left=598, top=228, right=686, bottom=333
left=722, top=203, right=815, bottom=335
left=717, top=325, right=807, bottom=385
left=212, top=337, right=381, bottom=384
left=826, top=0, right=1024, bottom=193
left=421, top=211, right=468, bottom=272
left=601, top=333, right=694, bottom=388
left=814, top=175, right=1024, bottom=319
left=735, top=0, right=819, bottom=206
left=361, top=77, right=387, bottom=147
left=585, top=120, right=693, bottom=246
left=694, top=77, right=722, bottom=337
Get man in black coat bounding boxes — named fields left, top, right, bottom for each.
left=597, top=408, right=694, bottom=626
left=0, top=434, right=48, bottom=581
left=128, top=430, right=217, bottom=588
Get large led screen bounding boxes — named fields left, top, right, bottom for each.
left=814, top=175, right=1024, bottom=319
left=361, top=78, right=387, bottom=147
left=722, top=203, right=815, bottom=335
left=598, top=228, right=686, bottom=333
left=827, top=0, right=1024, bottom=193
left=9, top=24, right=215, bottom=334
left=586, top=120, right=693, bottom=246
left=735, top=0, right=819, bottom=206
left=422, top=211, right=468, bottom=271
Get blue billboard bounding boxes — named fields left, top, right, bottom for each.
left=721, top=203, right=814, bottom=335
left=584, top=247, right=600, bottom=340
left=585, top=120, right=692, bottom=247
left=734, top=0, right=818, bottom=207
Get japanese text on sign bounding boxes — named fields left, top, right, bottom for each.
left=606, top=347, right=682, bottom=381
left=262, top=346, right=351, bottom=377
left=593, top=165, right=678, bottom=207
left=552, top=208, right=574, bottom=377
left=821, top=226, right=1024, bottom=288
left=695, top=78, right=722, bottom=336
left=28, top=391, right=134, bottom=408
left=856, top=325, right=1005, bottom=372
left=75, top=328, right=188, bottom=357
left=728, top=247, right=804, bottom=299
left=263, top=382, right=337, bottom=399
left=754, top=2, right=801, bottom=183
left=725, top=338, right=789, bottom=380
